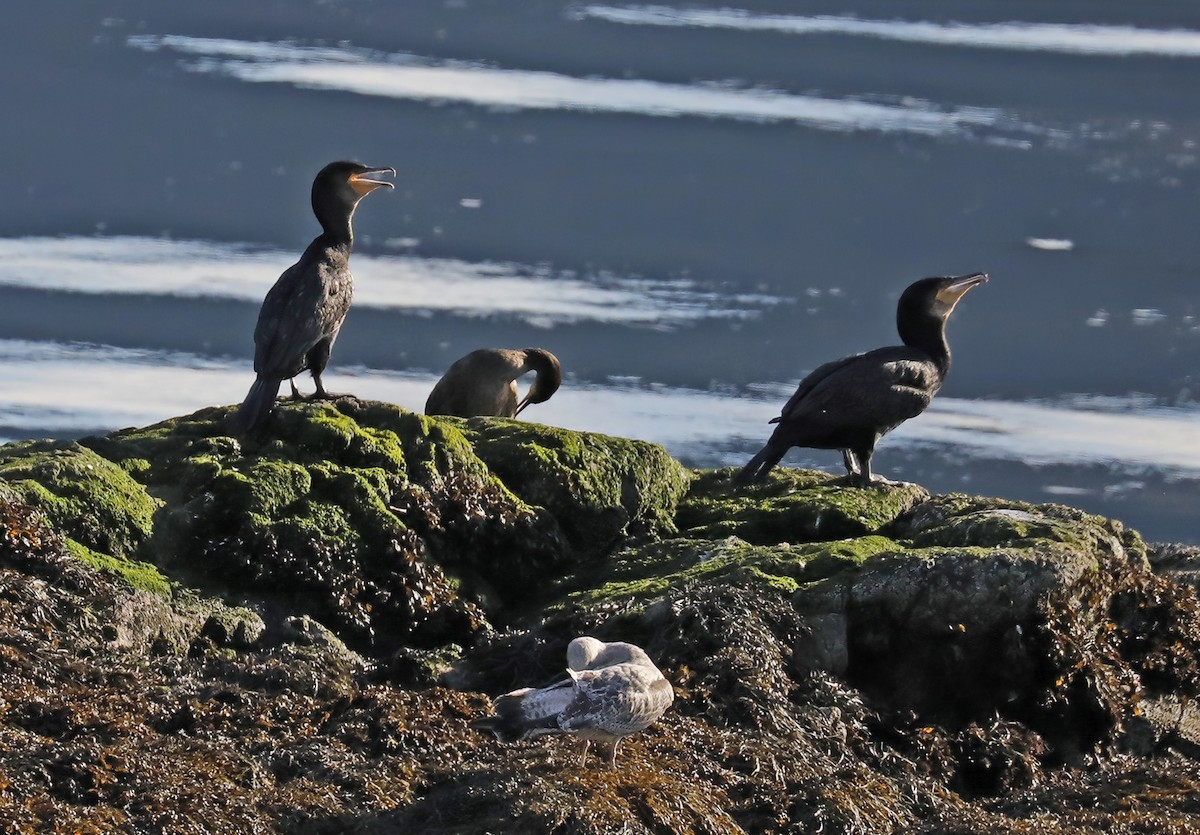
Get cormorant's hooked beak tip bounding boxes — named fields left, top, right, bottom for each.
left=514, top=397, right=532, bottom=417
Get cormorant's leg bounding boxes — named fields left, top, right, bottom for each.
left=579, top=739, right=591, bottom=767
left=853, top=446, right=875, bottom=487
left=606, top=739, right=619, bottom=769
left=288, top=378, right=302, bottom=399
left=841, top=449, right=860, bottom=476
left=305, top=340, right=336, bottom=399
left=311, top=373, right=329, bottom=398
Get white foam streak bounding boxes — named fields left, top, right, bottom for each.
left=129, top=35, right=1007, bottom=135
left=0, top=236, right=777, bottom=326
left=2, top=339, right=1199, bottom=479
left=890, top=399, right=1200, bottom=473
left=580, top=6, right=1200, bottom=57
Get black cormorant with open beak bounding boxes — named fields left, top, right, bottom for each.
left=233, top=161, right=394, bottom=432
left=735, top=273, right=988, bottom=486
left=425, top=348, right=562, bottom=418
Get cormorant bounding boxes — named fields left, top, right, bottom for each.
left=734, top=273, right=988, bottom=486
left=425, top=348, right=562, bottom=418
left=233, top=161, right=394, bottom=432
left=473, top=637, right=674, bottom=769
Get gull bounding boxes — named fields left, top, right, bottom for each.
left=474, top=636, right=673, bottom=768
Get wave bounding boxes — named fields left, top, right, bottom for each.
left=0, top=236, right=782, bottom=328
left=579, top=6, right=1200, bottom=57
left=127, top=34, right=1026, bottom=137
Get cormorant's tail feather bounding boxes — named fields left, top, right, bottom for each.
left=232, top=376, right=283, bottom=434
left=733, top=444, right=787, bottom=485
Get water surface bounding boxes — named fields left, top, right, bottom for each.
left=1, top=0, right=1197, bottom=541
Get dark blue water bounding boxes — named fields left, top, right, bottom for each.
left=1, top=1, right=1198, bottom=541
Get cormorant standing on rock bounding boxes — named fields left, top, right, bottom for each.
left=234, top=161, right=394, bottom=432
left=735, top=273, right=988, bottom=487
left=425, top=348, right=562, bottom=418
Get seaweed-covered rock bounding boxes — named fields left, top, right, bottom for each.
left=677, top=467, right=927, bottom=545
left=84, top=402, right=510, bottom=650
left=566, top=534, right=898, bottom=608
left=499, top=484, right=1200, bottom=769
left=892, top=492, right=1149, bottom=569
left=0, top=497, right=267, bottom=659
left=1149, top=541, right=1200, bottom=592
left=2, top=403, right=1200, bottom=832
left=464, top=418, right=692, bottom=552
left=4, top=399, right=691, bottom=655
left=0, top=440, right=158, bottom=560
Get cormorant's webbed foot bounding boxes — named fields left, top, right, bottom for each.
left=869, top=474, right=918, bottom=488
left=847, top=471, right=913, bottom=489
left=308, top=375, right=347, bottom=401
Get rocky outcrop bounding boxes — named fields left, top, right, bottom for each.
left=2, top=399, right=689, bottom=653
left=0, top=400, right=1197, bottom=833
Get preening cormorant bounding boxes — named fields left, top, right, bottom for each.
left=425, top=348, right=562, bottom=418
left=233, top=161, right=394, bottom=432
left=734, top=273, right=988, bottom=486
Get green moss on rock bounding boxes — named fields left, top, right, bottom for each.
left=570, top=534, right=901, bottom=607
left=0, top=440, right=158, bottom=560
left=463, top=419, right=693, bottom=552
left=63, top=538, right=173, bottom=596
left=55, top=399, right=692, bottom=652
left=891, top=493, right=1150, bottom=570
left=677, top=467, right=928, bottom=545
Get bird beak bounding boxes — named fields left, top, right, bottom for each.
left=349, top=167, right=396, bottom=195
left=937, top=272, right=988, bottom=308
left=514, top=395, right=532, bottom=417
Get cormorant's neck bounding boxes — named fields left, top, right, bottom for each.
left=522, top=350, right=555, bottom=377
left=314, top=200, right=358, bottom=248
left=522, top=349, right=563, bottom=401
left=898, top=315, right=952, bottom=376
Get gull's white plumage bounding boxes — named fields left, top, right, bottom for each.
left=474, top=636, right=673, bottom=767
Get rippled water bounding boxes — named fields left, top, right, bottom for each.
left=128, top=34, right=1027, bottom=138
left=0, top=236, right=783, bottom=326
left=2, top=0, right=1198, bottom=541
left=579, top=6, right=1200, bottom=57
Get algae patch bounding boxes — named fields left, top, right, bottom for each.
left=464, top=418, right=692, bottom=551
left=63, top=538, right=172, bottom=596
left=0, top=440, right=159, bottom=561
left=677, top=467, right=927, bottom=545
left=570, top=534, right=900, bottom=607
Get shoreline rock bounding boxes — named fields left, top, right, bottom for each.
left=0, top=398, right=1197, bottom=832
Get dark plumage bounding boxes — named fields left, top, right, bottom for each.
left=233, top=161, right=394, bottom=432
left=735, top=273, right=988, bottom=486
left=473, top=636, right=673, bottom=768
left=425, top=348, right=562, bottom=418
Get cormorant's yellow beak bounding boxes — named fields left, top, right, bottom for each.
left=937, top=272, right=988, bottom=310
left=349, top=167, right=396, bottom=195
